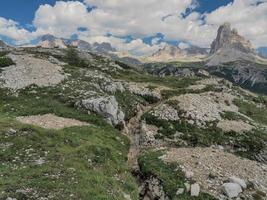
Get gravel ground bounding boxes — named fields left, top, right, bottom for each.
left=17, top=114, right=89, bottom=130
left=0, top=53, right=65, bottom=90
left=162, top=147, right=267, bottom=198
left=217, top=120, right=254, bottom=133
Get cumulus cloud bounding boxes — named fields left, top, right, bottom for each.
left=79, top=34, right=167, bottom=56
left=205, top=0, right=267, bottom=47
left=0, top=0, right=267, bottom=53
left=0, top=17, right=33, bottom=44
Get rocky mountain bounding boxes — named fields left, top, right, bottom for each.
left=203, top=23, right=267, bottom=94
left=0, top=45, right=266, bottom=200
left=38, top=34, right=118, bottom=55
left=210, top=22, right=254, bottom=55
left=207, top=23, right=258, bottom=66
left=145, top=44, right=207, bottom=62
left=39, top=34, right=67, bottom=49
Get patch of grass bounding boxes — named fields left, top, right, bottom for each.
left=0, top=51, right=9, bottom=57
left=220, top=111, right=248, bottom=121
left=138, top=150, right=217, bottom=200
left=0, top=87, right=107, bottom=127
left=114, top=70, right=198, bottom=89
left=234, top=99, right=267, bottom=125
left=0, top=56, right=14, bottom=68
left=0, top=117, right=138, bottom=199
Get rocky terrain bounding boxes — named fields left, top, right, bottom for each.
left=144, top=44, right=207, bottom=63
left=0, top=22, right=266, bottom=200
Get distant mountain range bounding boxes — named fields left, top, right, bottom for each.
left=37, top=34, right=116, bottom=54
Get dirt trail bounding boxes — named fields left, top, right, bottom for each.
left=122, top=102, right=160, bottom=170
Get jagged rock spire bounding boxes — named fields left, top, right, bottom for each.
left=210, top=22, right=254, bottom=54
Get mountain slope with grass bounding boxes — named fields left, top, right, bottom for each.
left=0, top=43, right=266, bottom=200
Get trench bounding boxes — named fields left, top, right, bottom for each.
left=122, top=101, right=168, bottom=200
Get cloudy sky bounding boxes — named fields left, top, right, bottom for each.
left=0, top=0, right=266, bottom=55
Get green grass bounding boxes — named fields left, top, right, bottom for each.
left=0, top=56, right=14, bottom=68
left=220, top=111, right=248, bottom=121
left=234, top=99, right=267, bottom=125
left=138, top=151, right=217, bottom=200
left=113, top=70, right=198, bottom=89
left=0, top=117, right=138, bottom=199
left=0, top=86, right=139, bottom=199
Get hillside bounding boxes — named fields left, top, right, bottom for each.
left=0, top=45, right=266, bottom=200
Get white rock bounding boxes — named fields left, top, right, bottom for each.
left=184, top=183, right=191, bottom=192
left=190, top=183, right=200, bottom=197
left=222, top=183, right=242, bottom=198
left=229, top=176, right=247, bottom=189
left=176, top=188, right=185, bottom=195
left=78, top=96, right=124, bottom=126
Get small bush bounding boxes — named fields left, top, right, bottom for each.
left=0, top=56, right=14, bottom=68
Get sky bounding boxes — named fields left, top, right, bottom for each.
left=0, top=0, right=266, bottom=56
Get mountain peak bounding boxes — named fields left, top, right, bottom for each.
left=0, top=40, right=8, bottom=48
left=210, top=22, right=254, bottom=54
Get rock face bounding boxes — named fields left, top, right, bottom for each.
left=207, top=23, right=258, bottom=66
left=78, top=96, right=125, bottom=126
left=210, top=23, right=254, bottom=55
left=146, top=44, right=207, bottom=62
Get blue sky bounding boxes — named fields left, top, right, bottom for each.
left=0, top=0, right=266, bottom=55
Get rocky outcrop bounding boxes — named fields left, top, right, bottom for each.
left=207, top=23, right=259, bottom=67
left=210, top=22, right=254, bottom=55
left=77, top=96, right=125, bottom=126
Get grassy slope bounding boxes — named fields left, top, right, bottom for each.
left=0, top=55, right=139, bottom=199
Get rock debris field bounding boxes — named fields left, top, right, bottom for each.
left=162, top=147, right=267, bottom=198
left=0, top=53, right=65, bottom=90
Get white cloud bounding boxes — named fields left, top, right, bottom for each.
left=0, top=17, right=33, bottom=44
left=205, top=0, right=267, bottom=47
left=1, top=0, right=267, bottom=52
left=79, top=34, right=167, bottom=56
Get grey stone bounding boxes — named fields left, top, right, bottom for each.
left=222, top=183, right=242, bottom=198
left=190, top=183, right=200, bottom=197
left=78, top=96, right=124, bottom=126
left=229, top=176, right=247, bottom=189
left=176, top=188, right=185, bottom=195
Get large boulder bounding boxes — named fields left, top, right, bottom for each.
left=77, top=96, right=125, bottom=126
